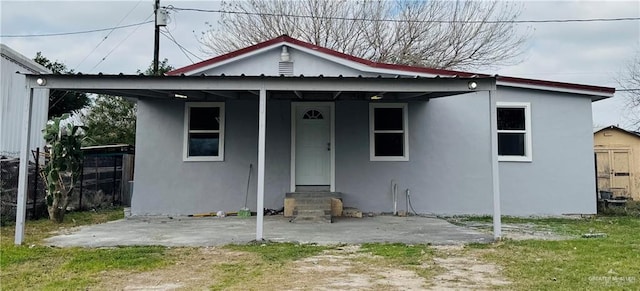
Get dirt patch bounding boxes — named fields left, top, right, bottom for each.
left=427, top=245, right=510, bottom=290
left=92, top=244, right=509, bottom=290
left=94, top=247, right=246, bottom=290
left=286, top=245, right=428, bottom=290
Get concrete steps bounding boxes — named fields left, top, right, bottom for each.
left=286, top=192, right=342, bottom=223
left=285, top=192, right=342, bottom=199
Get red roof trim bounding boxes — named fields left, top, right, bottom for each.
left=497, top=76, right=615, bottom=94
left=166, top=35, right=484, bottom=77
left=167, top=36, right=291, bottom=76
left=167, top=35, right=615, bottom=95
left=279, top=36, right=484, bottom=78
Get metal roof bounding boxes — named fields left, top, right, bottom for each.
left=26, top=73, right=495, bottom=101
left=1, top=43, right=51, bottom=74
left=166, top=35, right=615, bottom=99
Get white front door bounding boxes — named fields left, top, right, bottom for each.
left=294, top=104, right=332, bottom=186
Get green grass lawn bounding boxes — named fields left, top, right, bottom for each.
left=2, top=208, right=639, bottom=290
left=465, top=216, right=640, bottom=290
left=0, top=208, right=172, bottom=290
left=207, top=242, right=333, bottom=290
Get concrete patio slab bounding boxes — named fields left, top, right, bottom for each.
left=45, top=215, right=493, bottom=247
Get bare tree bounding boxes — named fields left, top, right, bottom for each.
left=619, top=51, right=640, bottom=129
left=198, top=0, right=529, bottom=70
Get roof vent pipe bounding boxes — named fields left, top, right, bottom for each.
left=281, top=46, right=290, bottom=62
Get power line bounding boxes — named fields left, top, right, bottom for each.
left=88, top=13, right=154, bottom=73
left=619, top=89, right=640, bottom=92
left=165, top=6, right=640, bottom=24
left=74, top=0, right=144, bottom=71
left=171, top=32, right=203, bottom=61
left=161, top=28, right=203, bottom=63
left=0, top=20, right=153, bottom=38
left=161, top=31, right=194, bottom=63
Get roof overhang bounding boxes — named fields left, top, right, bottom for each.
left=166, top=36, right=615, bottom=101
left=496, top=76, right=614, bottom=101
left=594, top=125, right=640, bottom=138
left=1, top=44, right=51, bottom=74
left=25, top=74, right=496, bottom=101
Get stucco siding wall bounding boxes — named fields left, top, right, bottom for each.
left=131, top=98, right=291, bottom=216
left=498, top=87, right=596, bottom=215
left=132, top=88, right=596, bottom=216
left=200, top=46, right=387, bottom=77
left=336, top=92, right=494, bottom=215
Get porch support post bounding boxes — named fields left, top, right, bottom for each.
left=15, top=87, right=34, bottom=245
left=489, top=88, right=502, bottom=240
left=256, top=87, right=267, bottom=241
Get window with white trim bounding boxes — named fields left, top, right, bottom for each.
left=183, top=102, right=225, bottom=161
left=497, top=102, right=531, bottom=162
left=370, top=103, right=409, bottom=161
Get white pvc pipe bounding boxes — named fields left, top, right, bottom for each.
left=392, top=180, right=397, bottom=215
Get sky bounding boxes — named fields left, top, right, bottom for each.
left=1, top=0, right=639, bottom=129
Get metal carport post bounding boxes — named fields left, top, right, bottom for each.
left=489, top=87, right=502, bottom=240
left=256, top=87, right=266, bottom=240
left=14, top=86, right=34, bottom=244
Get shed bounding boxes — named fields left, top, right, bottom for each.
left=594, top=125, right=640, bottom=200
left=1, top=44, right=50, bottom=158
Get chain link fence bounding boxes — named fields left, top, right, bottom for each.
left=1, top=146, right=134, bottom=225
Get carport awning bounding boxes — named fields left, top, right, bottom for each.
left=14, top=73, right=502, bottom=244
left=25, top=74, right=496, bottom=101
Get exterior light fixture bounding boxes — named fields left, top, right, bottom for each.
left=370, top=95, right=383, bottom=100
left=280, top=46, right=290, bottom=62
left=174, top=93, right=188, bottom=99
left=36, top=77, right=46, bottom=86
left=468, top=81, right=478, bottom=90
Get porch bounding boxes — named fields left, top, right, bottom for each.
left=15, top=74, right=503, bottom=244
left=44, top=215, right=493, bottom=247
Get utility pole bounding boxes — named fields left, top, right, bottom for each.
left=153, top=0, right=160, bottom=75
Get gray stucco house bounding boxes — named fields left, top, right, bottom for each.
left=15, top=35, right=614, bottom=242
left=153, top=35, right=613, bottom=217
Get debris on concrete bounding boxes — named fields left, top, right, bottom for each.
left=45, top=215, right=492, bottom=247
left=343, top=207, right=362, bottom=218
